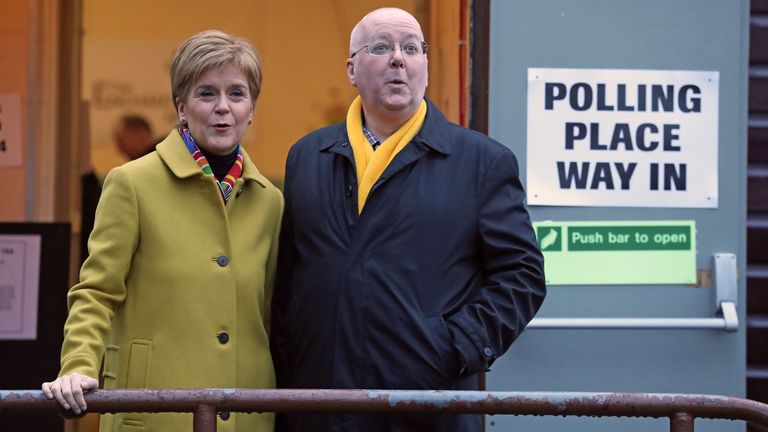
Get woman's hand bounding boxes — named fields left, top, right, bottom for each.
left=41, top=373, right=99, bottom=414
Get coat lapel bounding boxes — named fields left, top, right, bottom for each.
left=155, top=129, right=268, bottom=189
left=156, top=129, right=205, bottom=180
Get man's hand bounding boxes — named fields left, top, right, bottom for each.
left=42, top=373, right=99, bottom=414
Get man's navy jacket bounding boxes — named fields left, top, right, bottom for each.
left=273, top=99, right=546, bottom=432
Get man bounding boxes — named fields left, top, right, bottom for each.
left=80, top=114, right=156, bottom=265
left=273, top=8, right=546, bottom=432
left=113, top=114, right=156, bottom=160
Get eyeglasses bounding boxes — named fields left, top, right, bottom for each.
left=351, top=41, right=429, bottom=58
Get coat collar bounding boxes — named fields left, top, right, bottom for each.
left=156, top=129, right=269, bottom=188
left=412, top=99, right=452, bottom=155
left=320, top=98, right=453, bottom=156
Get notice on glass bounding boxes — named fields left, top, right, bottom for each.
left=0, top=235, right=41, bottom=339
left=533, top=220, right=696, bottom=285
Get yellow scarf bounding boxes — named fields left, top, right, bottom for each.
left=346, top=96, right=427, bottom=213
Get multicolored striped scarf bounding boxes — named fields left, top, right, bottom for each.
left=179, top=128, right=243, bottom=203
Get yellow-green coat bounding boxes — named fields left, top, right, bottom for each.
left=59, top=130, right=282, bottom=432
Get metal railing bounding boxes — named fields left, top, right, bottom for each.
left=2, top=389, right=768, bottom=432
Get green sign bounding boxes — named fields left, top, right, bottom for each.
left=536, top=226, right=563, bottom=251
left=533, top=220, right=696, bottom=285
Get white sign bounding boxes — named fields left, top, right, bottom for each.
left=527, top=68, right=719, bottom=208
left=0, top=94, right=23, bottom=167
left=0, top=235, right=41, bottom=340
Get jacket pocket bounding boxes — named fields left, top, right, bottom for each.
left=125, top=339, right=152, bottom=388
left=121, top=417, right=145, bottom=430
left=424, top=314, right=460, bottom=385
left=103, top=345, right=119, bottom=388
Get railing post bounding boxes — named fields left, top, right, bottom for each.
left=671, top=412, right=695, bottom=432
left=193, top=403, right=217, bottom=432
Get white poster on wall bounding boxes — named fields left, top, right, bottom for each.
left=527, top=68, right=719, bottom=208
left=0, top=235, right=41, bottom=340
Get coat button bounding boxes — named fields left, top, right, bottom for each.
left=219, top=411, right=230, bottom=420
left=217, top=332, right=230, bottom=344
left=482, top=346, right=493, bottom=357
left=216, top=255, right=229, bottom=267
left=341, top=141, right=348, bottom=147
left=346, top=184, right=353, bottom=197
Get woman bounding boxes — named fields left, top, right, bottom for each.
left=42, top=30, right=282, bottom=432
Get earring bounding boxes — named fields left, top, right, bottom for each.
left=180, top=118, right=187, bottom=125
left=248, top=119, right=252, bottom=125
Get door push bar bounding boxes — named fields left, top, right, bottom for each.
left=526, top=253, right=739, bottom=332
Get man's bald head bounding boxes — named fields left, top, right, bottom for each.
left=349, top=8, right=424, bottom=56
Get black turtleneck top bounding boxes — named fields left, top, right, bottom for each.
left=199, top=146, right=239, bottom=181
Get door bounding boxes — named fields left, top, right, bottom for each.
left=483, top=1, right=748, bottom=431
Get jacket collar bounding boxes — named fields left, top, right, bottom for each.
left=156, top=129, right=269, bottom=188
left=413, top=99, right=452, bottom=155
left=320, top=98, right=453, bottom=156
left=319, top=126, right=349, bottom=152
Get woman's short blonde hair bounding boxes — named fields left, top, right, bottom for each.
left=170, top=30, right=262, bottom=108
